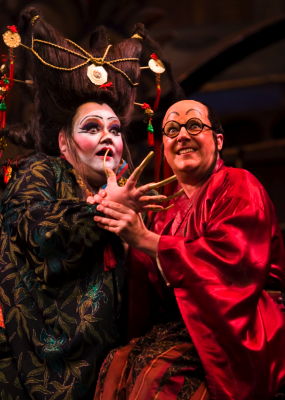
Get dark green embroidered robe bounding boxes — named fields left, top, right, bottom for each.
left=0, top=153, right=125, bottom=400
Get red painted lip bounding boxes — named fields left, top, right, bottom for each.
left=97, top=155, right=112, bottom=159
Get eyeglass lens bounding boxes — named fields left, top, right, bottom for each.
left=163, top=118, right=204, bottom=138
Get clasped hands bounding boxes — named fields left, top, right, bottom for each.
left=87, top=151, right=182, bottom=247
left=87, top=151, right=179, bottom=212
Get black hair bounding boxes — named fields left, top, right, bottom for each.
left=8, top=6, right=144, bottom=158
left=202, top=102, right=224, bottom=135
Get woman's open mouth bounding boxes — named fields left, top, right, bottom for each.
left=96, top=148, right=114, bottom=158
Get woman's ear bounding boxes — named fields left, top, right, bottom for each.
left=58, top=130, right=67, bottom=154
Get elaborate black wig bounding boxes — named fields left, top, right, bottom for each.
left=6, top=7, right=146, bottom=156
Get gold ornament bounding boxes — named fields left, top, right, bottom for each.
left=2, top=30, right=21, bottom=48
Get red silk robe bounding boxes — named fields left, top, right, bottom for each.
left=144, top=159, right=285, bottom=400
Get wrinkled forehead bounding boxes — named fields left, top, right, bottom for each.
left=162, top=100, right=208, bottom=125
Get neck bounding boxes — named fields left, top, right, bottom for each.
left=63, top=154, right=108, bottom=192
left=73, top=169, right=103, bottom=198
left=86, top=174, right=106, bottom=190
left=74, top=166, right=107, bottom=193
left=179, top=176, right=205, bottom=198
left=177, top=154, right=220, bottom=198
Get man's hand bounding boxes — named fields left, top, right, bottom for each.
left=94, top=200, right=159, bottom=257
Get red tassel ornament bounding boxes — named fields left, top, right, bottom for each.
left=3, top=165, right=12, bottom=184
left=0, top=99, right=7, bottom=129
left=140, top=103, right=155, bottom=148
left=0, top=25, right=18, bottom=131
left=103, top=243, right=117, bottom=271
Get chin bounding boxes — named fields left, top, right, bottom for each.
left=174, top=161, right=198, bottom=172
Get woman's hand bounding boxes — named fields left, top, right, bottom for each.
left=87, top=169, right=166, bottom=212
left=94, top=200, right=159, bottom=257
left=87, top=152, right=178, bottom=212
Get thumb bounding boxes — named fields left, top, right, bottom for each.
left=105, top=167, right=117, bottom=185
left=86, top=195, right=95, bottom=204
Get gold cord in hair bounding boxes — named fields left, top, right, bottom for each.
left=101, top=44, right=112, bottom=62
left=20, top=37, right=140, bottom=86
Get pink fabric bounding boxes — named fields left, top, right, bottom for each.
left=148, top=159, right=285, bottom=400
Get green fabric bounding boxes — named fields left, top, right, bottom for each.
left=0, top=153, right=125, bottom=400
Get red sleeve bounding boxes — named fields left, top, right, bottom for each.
left=156, top=169, right=285, bottom=399
left=158, top=169, right=283, bottom=314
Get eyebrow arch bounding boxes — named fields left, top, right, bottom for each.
left=80, top=115, right=119, bottom=124
left=185, top=108, right=196, bottom=115
left=167, top=111, right=179, bottom=119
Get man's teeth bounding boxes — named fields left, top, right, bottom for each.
left=178, top=148, right=195, bottom=154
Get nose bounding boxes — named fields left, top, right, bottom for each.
left=177, top=126, right=190, bottom=141
left=100, top=127, right=113, bottom=144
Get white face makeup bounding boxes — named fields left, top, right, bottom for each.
left=61, top=102, right=124, bottom=186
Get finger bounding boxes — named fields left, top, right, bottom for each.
left=160, top=188, right=184, bottom=201
left=150, top=204, right=175, bottom=212
left=97, top=203, right=130, bottom=219
left=103, top=148, right=117, bottom=184
left=143, top=204, right=164, bottom=211
left=91, top=190, right=108, bottom=204
left=148, top=175, right=177, bottom=190
left=139, top=195, right=167, bottom=203
left=92, top=194, right=104, bottom=204
left=94, top=215, right=120, bottom=226
left=98, top=189, right=107, bottom=198
left=86, top=195, right=95, bottom=204
left=103, top=149, right=111, bottom=178
left=125, top=182, right=155, bottom=196
left=139, top=189, right=183, bottom=209
left=99, top=200, right=133, bottom=214
left=105, top=167, right=117, bottom=184
left=124, top=181, right=162, bottom=197
left=96, top=222, right=118, bottom=233
left=129, top=151, right=154, bottom=183
left=165, top=188, right=184, bottom=200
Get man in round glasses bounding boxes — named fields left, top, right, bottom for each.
left=162, top=99, right=224, bottom=187
left=94, top=99, right=285, bottom=400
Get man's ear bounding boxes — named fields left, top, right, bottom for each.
left=216, top=133, right=223, bottom=151
left=58, top=130, right=67, bottom=154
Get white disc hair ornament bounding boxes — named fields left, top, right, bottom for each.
left=87, top=64, right=108, bottom=86
left=148, top=58, right=165, bottom=74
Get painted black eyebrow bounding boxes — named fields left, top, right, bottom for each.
left=80, top=115, right=120, bottom=124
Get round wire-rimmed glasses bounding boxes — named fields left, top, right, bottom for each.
left=162, top=117, right=220, bottom=139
